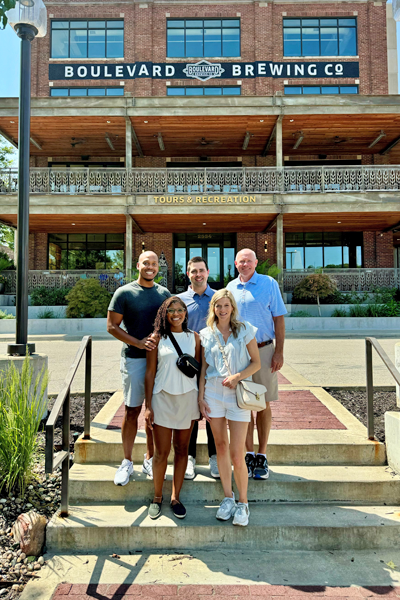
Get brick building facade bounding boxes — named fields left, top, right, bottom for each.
left=1, top=0, right=399, bottom=290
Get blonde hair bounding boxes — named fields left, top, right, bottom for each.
left=206, top=289, right=244, bottom=338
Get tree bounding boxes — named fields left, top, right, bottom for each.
left=294, top=273, right=337, bottom=317
left=0, top=136, right=16, bottom=169
left=0, top=0, right=16, bottom=29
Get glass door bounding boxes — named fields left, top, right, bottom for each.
left=173, top=233, right=236, bottom=292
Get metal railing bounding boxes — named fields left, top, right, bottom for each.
left=45, top=335, right=92, bottom=517
left=2, top=165, right=400, bottom=195
left=284, top=268, right=400, bottom=293
left=365, top=337, right=400, bottom=440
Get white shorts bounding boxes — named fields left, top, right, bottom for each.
left=120, top=356, right=147, bottom=408
left=204, top=377, right=251, bottom=423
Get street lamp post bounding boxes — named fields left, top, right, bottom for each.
left=6, top=0, right=47, bottom=356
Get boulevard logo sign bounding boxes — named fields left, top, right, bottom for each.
left=49, top=60, right=359, bottom=81
left=182, top=60, right=225, bottom=82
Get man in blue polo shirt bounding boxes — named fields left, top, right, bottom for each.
left=177, top=256, right=219, bottom=480
left=227, top=248, right=287, bottom=480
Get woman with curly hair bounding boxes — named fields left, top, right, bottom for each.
left=144, top=296, right=200, bottom=520
left=198, top=289, right=260, bottom=527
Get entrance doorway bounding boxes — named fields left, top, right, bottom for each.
left=173, top=233, right=236, bottom=293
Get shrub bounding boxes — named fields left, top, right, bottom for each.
left=348, top=305, right=368, bottom=318
left=66, top=278, right=112, bottom=318
left=256, top=259, right=281, bottom=280
left=293, top=274, right=337, bottom=316
left=0, top=309, right=15, bottom=320
left=37, top=309, right=55, bottom=319
left=331, top=308, right=348, bottom=317
left=0, top=354, right=48, bottom=495
left=290, top=310, right=311, bottom=317
left=30, top=286, right=72, bottom=306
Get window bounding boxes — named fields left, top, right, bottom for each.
left=50, top=88, right=124, bottom=97
left=48, top=233, right=124, bottom=270
left=283, top=18, right=357, bottom=57
left=285, top=232, right=363, bottom=269
left=285, top=85, right=358, bottom=95
left=167, top=19, right=240, bottom=58
left=167, top=86, right=241, bottom=96
left=51, top=20, right=124, bottom=59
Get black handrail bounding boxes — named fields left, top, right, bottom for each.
left=45, top=335, right=92, bottom=517
left=365, top=337, right=400, bottom=440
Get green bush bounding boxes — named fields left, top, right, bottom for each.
left=37, top=309, right=56, bottom=319
left=30, top=286, right=72, bottom=306
left=331, top=308, right=348, bottom=317
left=290, top=310, right=311, bottom=317
left=0, top=354, right=48, bottom=495
left=66, top=278, right=112, bottom=318
left=0, top=309, right=15, bottom=320
left=348, top=305, right=368, bottom=317
left=256, top=259, right=281, bottom=280
left=294, top=273, right=337, bottom=316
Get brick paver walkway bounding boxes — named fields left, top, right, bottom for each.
left=53, top=584, right=400, bottom=600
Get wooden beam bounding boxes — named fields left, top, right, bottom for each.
left=0, top=127, right=17, bottom=149
left=382, top=219, right=400, bottom=233
left=262, top=213, right=281, bottom=233
left=261, top=115, right=282, bottom=157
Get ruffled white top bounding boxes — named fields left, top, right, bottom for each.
left=153, top=331, right=198, bottom=395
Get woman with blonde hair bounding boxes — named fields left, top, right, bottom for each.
left=198, top=289, right=260, bottom=527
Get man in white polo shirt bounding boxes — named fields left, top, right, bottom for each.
left=227, top=248, right=287, bottom=480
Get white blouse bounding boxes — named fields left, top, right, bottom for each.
left=153, top=331, right=198, bottom=395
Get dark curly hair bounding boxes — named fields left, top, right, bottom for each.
left=153, top=296, right=190, bottom=338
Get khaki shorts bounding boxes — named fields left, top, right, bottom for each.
left=252, top=343, right=279, bottom=403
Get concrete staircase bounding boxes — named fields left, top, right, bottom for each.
left=46, top=389, right=400, bottom=554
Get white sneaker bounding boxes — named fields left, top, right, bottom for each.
left=233, top=502, right=250, bottom=527
left=142, top=454, right=153, bottom=479
left=209, top=454, right=220, bottom=479
left=185, top=456, right=196, bottom=480
left=114, top=459, right=133, bottom=486
left=216, top=493, right=236, bottom=521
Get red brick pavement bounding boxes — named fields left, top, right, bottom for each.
left=107, top=390, right=346, bottom=431
left=53, top=584, right=400, bottom=600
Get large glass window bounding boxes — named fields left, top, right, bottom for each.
left=285, top=232, right=363, bottom=269
left=167, top=86, right=241, bottom=96
left=283, top=18, right=357, bottom=57
left=51, top=20, right=124, bottom=59
left=50, top=88, right=124, bottom=97
left=48, top=233, right=124, bottom=270
left=285, top=85, right=358, bottom=95
left=167, top=19, right=240, bottom=57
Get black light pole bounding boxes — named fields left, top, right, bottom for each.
left=6, top=0, right=47, bottom=355
left=7, top=24, right=36, bottom=355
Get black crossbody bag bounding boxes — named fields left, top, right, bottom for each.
left=167, top=332, right=200, bottom=379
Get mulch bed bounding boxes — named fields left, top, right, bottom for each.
left=326, top=388, right=399, bottom=442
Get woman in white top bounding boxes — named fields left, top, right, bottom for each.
left=198, top=289, right=260, bottom=527
left=145, top=296, right=200, bottom=521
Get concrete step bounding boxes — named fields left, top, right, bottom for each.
left=46, top=503, right=400, bottom=553
left=69, top=464, right=400, bottom=505
left=74, top=430, right=386, bottom=466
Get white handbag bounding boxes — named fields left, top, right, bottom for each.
left=212, top=329, right=267, bottom=412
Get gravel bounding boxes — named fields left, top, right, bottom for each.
left=0, top=393, right=110, bottom=599
left=326, top=388, right=399, bottom=442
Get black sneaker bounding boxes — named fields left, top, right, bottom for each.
left=148, top=497, right=162, bottom=520
left=171, top=501, right=186, bottom=519
left=253, top=454, right=270, bottom=480
left=245, top=453, right=255, bottom=478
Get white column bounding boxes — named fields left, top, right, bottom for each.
left=276, top=117, right=283, bottom=168
left=126, top=214, right=133, bottom=281
left=125, top=119, right=132, bottom=170
left=276, top=213, right=284, bottom=293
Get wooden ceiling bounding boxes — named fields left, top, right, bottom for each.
left=2, top=112, right=400, bottom=159
left=0, top=214, right=127, bottom=233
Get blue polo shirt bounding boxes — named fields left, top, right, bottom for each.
left=227, top=271, right=287, bottom=343
left=177, top=285, right=215, bottom=333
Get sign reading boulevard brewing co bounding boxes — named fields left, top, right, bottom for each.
left=49, top=59, right=359, bottom=81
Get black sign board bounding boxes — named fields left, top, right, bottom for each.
left=49, top=59, right=359, bottom=81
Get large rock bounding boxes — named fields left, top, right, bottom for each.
left=12, top=510, right=47, bottom=556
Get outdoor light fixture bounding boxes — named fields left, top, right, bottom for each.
left=105, top=133, right=115, bottom=151
left=157, top=132, right=165, bottom=151
left=6, top=0, right=47, bottom=356
left=142, top=242, right=145, bottom=251
left=242, top=131, right=251, bottom=151
left=368, top=130, right=386, bottom=149
left=264, top=241, right=268, bottom=253
left=293, top=131, right=304, bottom=150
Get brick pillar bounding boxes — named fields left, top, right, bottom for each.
left=363, top=231, right=394, bottom=268
left=256, top=232, right=277, bottom=264
left=237, top=233, right=256, bottom=255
